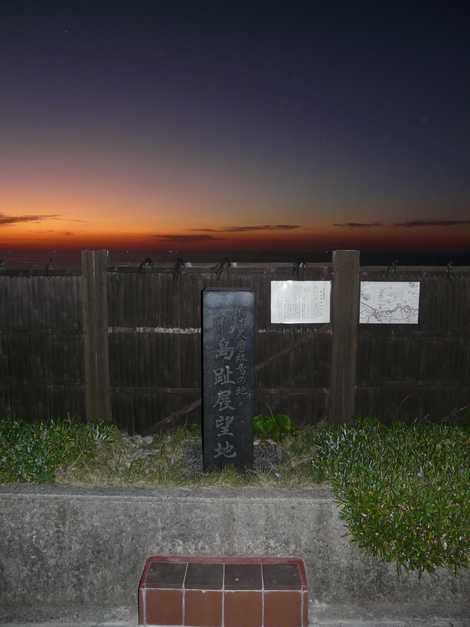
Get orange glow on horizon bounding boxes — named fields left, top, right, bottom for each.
left=2, top=176, right=470, bottom=255
left=2, top=221, right=470, bottom=254
left=1, top=179, right=470, bottom=255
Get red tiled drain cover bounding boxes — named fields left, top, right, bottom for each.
left=138, top=555, right=309, bottom=627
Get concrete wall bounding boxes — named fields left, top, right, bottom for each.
left=0, top=485, right=468, bottom=621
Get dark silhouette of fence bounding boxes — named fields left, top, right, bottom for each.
left=0, top=250, right=469, bottom=433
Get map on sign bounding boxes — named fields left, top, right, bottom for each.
left=271, top=281, right=331, bottom=324
left=360, top=281, right=420, bottom=324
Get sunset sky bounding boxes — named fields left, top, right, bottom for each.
left=1, top=2, right=469, bottom=263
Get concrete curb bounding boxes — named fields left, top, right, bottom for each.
left=0, top=485, right=469, bottom=623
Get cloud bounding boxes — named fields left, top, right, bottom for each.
left=192, top=224, right=301, bottom=233
left=333, top=221, right=384, bottom=228
left=154, top=234, right=219, bottom=242
left=0, top=212, right=58, bottom=226
left=333, top=219, right=470, bottom=229
left=393, top=219, right=470, bottom=228
left=43, top=230, right=75, bottom=235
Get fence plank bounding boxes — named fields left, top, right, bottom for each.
left=81, top=250, right=112, bottom=422
left=3, top=252, right=469, bottom=430
left=329, top=250, right=360, bottom=423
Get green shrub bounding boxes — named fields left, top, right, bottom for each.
left=312, top=417, right=470, bottom=575
left=0, top=418, right=116, bottom=483
left=252, top=412, right=296, bottom=442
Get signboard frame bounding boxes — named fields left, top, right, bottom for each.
left=270, top=280, right=332, bottom=325
left=359, top=281, right=421, bottom=325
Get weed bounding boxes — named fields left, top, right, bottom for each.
left=252, top=411, right=297, bottom=442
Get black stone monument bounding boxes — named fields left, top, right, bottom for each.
left=202, top=288, right=255, bottom=471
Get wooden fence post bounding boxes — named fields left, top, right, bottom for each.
left=81, top=249, right=112, bottom=422
left=329, top=250, right=360, bottom=423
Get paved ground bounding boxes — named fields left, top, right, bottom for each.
left=1, top=600, right=470, bottom=627
left=1, top=620, right=469, bottom=626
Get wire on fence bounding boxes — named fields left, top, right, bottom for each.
left=293, top=259, right=306, bottom=280
left=386, top=259, right=399, bottom=276
left=172, top=257, right=186, bottom=281
left=213, top=257, right=231, bottom=280
left=138, top=257, right=153, bottom=271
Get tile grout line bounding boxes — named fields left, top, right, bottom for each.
left=145, top=586, right=297, bottom=592
left=144, top=586, right=300, bottom=592
left=221, top=563, right=225, bottom=627
left=182, top=562, right=189, bottom=627
left=261, top=561, right=264, bottom=627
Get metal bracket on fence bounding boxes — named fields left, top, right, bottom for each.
left=293, top=259, right=306, bottom=280
left=213, top=257, right=231, bottom=280
left=386, top=259, right=399, bottom=277
left=447, top=261, right=454, bottom=279
left=45, top=257, right=53, bottom=275
left=138, top=257, right=153, bottom=272
left=172, top=257, right=186, bottom=281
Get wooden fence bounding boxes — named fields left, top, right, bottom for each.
left=0, top=250, right=469, bottom=433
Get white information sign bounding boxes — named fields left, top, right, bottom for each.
left=271, top=281, right=331, bottom=324
left=360, top=281, right=420, bottom=324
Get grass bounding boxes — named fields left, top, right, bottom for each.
left=53, top=423, right=322, bottom=488
left=0, top=415, right=468, bottom=576
left=0, top=417, right=116, bottom=483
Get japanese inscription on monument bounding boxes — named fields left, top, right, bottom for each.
left=271, top=281, right=331, bottom=324
left=202, top=289, right=255, bottom=471
left=360, top=281, right=420, bottom=324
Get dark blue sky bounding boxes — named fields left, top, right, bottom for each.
left=1, top=1, right=469, bottom=261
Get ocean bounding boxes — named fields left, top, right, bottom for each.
left=1, top=247, right=469, bottom=270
